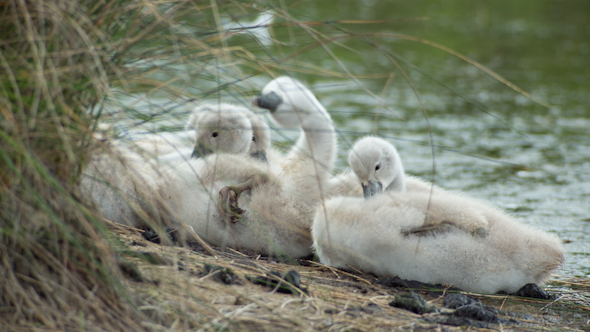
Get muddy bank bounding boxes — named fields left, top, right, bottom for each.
left=108, top=222, right=590, bottom=331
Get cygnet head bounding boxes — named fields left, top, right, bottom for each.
left=244, top=110, right=271, bottom=162
left=185, top=103, right=253, bottom=158
left=252, top=76, right=324, bottom=128
left=348, top=136, right=406, bottom=199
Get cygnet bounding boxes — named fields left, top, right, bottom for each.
left=312, top=137, right=564, bottom=293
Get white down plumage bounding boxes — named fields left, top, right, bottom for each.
left=312, top=136, right=564, bottom=293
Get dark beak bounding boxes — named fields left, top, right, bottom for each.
left=191, top=144, right=213, bottom=159
left=252, top=91, right=282, bottom=113
left=362, top=181, right=382, bottom=199
left=250, top=150, right=268, bottom=163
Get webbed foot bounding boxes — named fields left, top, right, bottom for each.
left=218, top=186, right=245, bottom=223
left=217, top=172, right=270, bottom=224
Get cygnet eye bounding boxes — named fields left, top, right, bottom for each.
left=212, top=132, right=218, bottom=138
left=375, top=163, right=381, bottom=171
left=252, top=135, right=256, bottom=142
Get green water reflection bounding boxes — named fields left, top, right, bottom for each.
left=250, top=0, right=589, bottom=277
left=122, top=0, right=590, bottom=277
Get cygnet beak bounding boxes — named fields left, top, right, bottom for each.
left=253, top=91, right=282, bottom=113
left=191, top=143, right=213, bottom=159
left=250, top=150, right=268, bottom=163
left=362, top=181, right=382, bottom=199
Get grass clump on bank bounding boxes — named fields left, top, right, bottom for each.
left=0, top=0, right=145, bottom=329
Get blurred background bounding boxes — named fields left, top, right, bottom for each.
left=103, top=0, right=588, bottom=277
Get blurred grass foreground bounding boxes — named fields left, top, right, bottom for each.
left=0, top=0, right=150, bottom=329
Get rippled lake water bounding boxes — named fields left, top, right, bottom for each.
left=110, top=0, right=589, bottom=277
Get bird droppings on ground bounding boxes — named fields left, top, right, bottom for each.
left=141, top=226, right=179, bottom=244
left=106, top=221, right=590, bottom=331
left=513, top=283, right=554, bottom=300
left=389, top=292, right=440, bottom=314
left=246, top=269, right=307, bottom=295
left=377, top=276, right=462, bottom=295
left=203, top=263, right=241, bottom=285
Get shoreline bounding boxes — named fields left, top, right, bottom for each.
left=111, top=223, right=590, bottom=331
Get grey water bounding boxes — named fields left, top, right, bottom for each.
left=109, top=1, right=589, bottom=278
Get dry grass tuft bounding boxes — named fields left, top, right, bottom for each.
left=0, top=0, right=148, bottom=329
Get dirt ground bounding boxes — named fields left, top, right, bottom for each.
left=111, top=223, right=590, bottom=331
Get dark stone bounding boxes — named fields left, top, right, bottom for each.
left=141, top=226, right=179, bottom=244
left=443, top=293, right=480, bottom=309
left=119, top=260, right=144, bottom=282
left=389, top=292, right=439, bottom=314
left=514, top=283, right=554, bottom=300
left=283, top=270, right=301, bottom=288
left=454, top=303, right=500, bottom=324
left=246, top=270, right=307, bottom=295
left=294, top=254, right=316, bottom=266
left=425, top=315, right=493, bottom=329
left=376, top=276, right=461, bottom=293
left=442, top=293, right=501, bottom=324
left=141, top=229, right=161, bottom=243
left=203, top=264, right=240, bottom=285
left=165, top=226, right=179, bottom=243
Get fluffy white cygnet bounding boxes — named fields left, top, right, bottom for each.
left=82, top=103, right=255, bottom=227
left=81, top=144, right=163, bottom=227
left=131, top=131, right=195, bottom=158
left=184, top=103, right=255, bottom=158
left=253, top=76, right=337, bottom=209
left=151, top=152, right=312, bottom=257
left=87, top=77, right=336, bottom=256
left=134, top=103, right=275, bottom=166
left=241, top=108, right=284, bottom=164
left=158, top=76, right=338, bottom=257
left=312, top=137, right=564, bottom=293
left=325, top=137, right=405, bottom=197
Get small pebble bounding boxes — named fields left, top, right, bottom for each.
left=389, top=292, right=439, bottom=314
left=454, top=303, right=500, bottom=324
left=203, top=264, right=239, bottom=285
left=443, top=293, right=501, bottom=324
left=443, top=293, right=479, bottom=309
left=514, top=283, right=553, bottom=300
left=246, top=270, right=305, bottom=295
